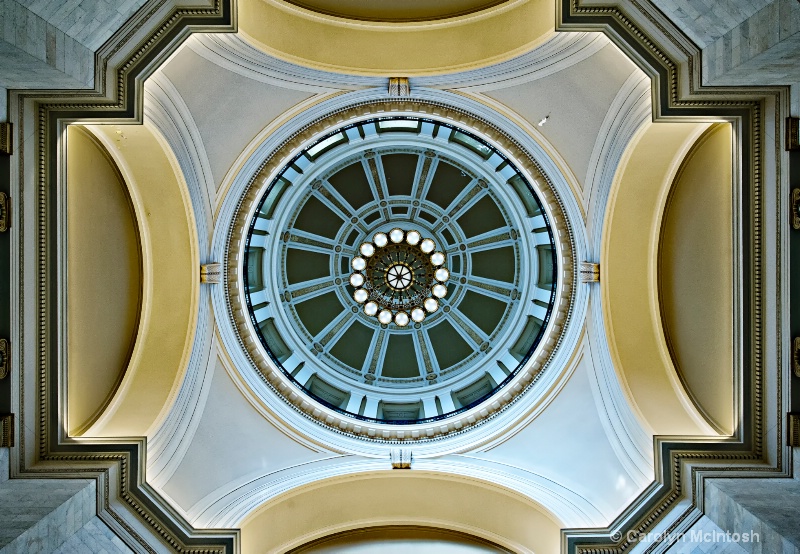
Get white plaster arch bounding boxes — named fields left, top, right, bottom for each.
left=188, top=456, right=605, bottom=530
left=143, top=73, right=219, bottom=486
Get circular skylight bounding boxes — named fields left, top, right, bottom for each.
left=240, top=116, right=561, bottom=426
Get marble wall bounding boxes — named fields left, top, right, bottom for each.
left=54, top=517, right=133, bottom=554
left=0, top=476, right=95, bottom=553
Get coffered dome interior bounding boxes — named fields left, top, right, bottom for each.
left=242, top=116, right=559, bottom=424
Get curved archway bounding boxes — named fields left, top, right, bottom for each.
left=239, top=471, right=562, bottom=553
left=76, top=122, right=200, bottom=438
left=601, top=118, right=734, bottom=437
left=290, top=526, right=509, bottom=553
left=237, top=0, right=554, bottom=75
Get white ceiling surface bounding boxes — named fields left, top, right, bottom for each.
left=160, top=46, right=318, bottom=190
left=160, top=355, right=331, bottom=512
left=483, top=43, right=640, bottom=196
left=469, top=349, right=645, bottom=518
left=145, top=32, right=654, bottom=531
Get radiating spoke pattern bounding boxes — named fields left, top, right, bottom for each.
left=387, top=264, right=412, bottom=289
left=244, top=115, right=559, bottom=423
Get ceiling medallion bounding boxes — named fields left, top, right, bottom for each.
left=351, top=228, right=449, bottom=326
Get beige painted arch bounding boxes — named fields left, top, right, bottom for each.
left=66, top=126, right=143, bottom=435
left=238, top=0, right=554, bottom=76
left=293, top=526, right=510, bottom=553
left=75, top=122, right=199, bottom=438
left=240, top=471, right=562, bottom=554
left=602, top=119, right=734, bottom=437
left=659, top=123, right=734, bottom=435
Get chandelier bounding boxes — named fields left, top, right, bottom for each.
left=349, top=228, right=449, bottom=326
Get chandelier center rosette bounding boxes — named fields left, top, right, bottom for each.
left=350, top=228, right=449, bottom=327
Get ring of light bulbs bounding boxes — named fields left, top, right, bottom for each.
left=350, top=228, right=449, bottom=327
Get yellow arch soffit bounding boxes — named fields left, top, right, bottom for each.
left=79, top=123, right=199, bottom=438
left=239, top=471, right=563, bottom=554
left=602, top=119, right=721, bottom=437
left=237, top=0, right=554, bottom=76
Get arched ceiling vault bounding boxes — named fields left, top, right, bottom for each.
left=276, top=0, right=510, bottom=22
left=68, top=122, right=199, bottom=439
left=237, top=0, right=555, bottom=75
left=602, top=119, right=732, bottom=437
left=238, top=472, right=563, bottom=554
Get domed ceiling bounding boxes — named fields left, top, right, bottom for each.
left=241, top=116, right=560, bottom=426
left=10, top=0, right=785, bottom=553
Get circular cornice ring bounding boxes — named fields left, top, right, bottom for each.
left=215, top=89, right=584, bottom=451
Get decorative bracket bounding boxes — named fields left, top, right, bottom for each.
left=793, top=337, right=800, bottom=378
left=0, top=123, right=10, bottom=155
left=792, top=189, right=800, bottom=230
left=0, top=414, right=13, bottom=447
left=200, top=263, right=222, bottom=284
left=0, top=193, right=9, bottom=232
left=390, top=448, right=412, bottom=469
left=388, top=77, right=410, bottom=98
left=790, top=413, right=800, bottom=448
left=579, top=262, right=600, bottom=283
left=786, top=117, right=800, bottom=151
left=0, top=339, right=8, bottom=379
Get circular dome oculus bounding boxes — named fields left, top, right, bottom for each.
left=241, top=115, right=561, bottom=427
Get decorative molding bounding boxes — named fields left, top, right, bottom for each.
left=557, top=0, right=778, bottom=551
left=188, top=34, right=380, bottom=92
left=413, top=33, right=609, bottom=91
left=388, top=77, right=410, bottom=97
left=789, top=414, right=800, bottom=448
left=0, top=123, right=10, bottom=155
left=793, top=337, right=800, bottom=378
left=0, top=338, right=8, bottom=379
left=10, top=0, right=779, bottom=551
left=579, top=262, right=600, bottom=282
left=786, top=117, right=800, bottom=151
left=0, top=193, right=9, bottom=232
left=0, top=414, right=13, bottom=447
left=792, top=189, right=800, bottom=230
left=186, top=32, right=608, bottom=95
left=16, top=0, right=239, bottom=551
left=390, top=448, right=412, bottom=469
left=581, top=72, right=654, bottom=485
left=142, top=72, right=220, bottom=489
left=201, top=263, right=222, bottom=284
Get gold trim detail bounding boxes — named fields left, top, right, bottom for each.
left=579, top=261, right=600, bottom=282
left=0, top=414, right=13, bottom=447
left=200, top=263, right=222, bottom=284
left=789, top=414, right=800, bottom=448
left=0, top=339, right=8, bottom=379
left=388, top=77, right=410, bottom=97
left=0, top=122, right=10, bottom=155
left=792, top=189, right=800, bottom=230
left=786, top=117, right=800, bottom=151
left=0, top=192, right=9, bottom=233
